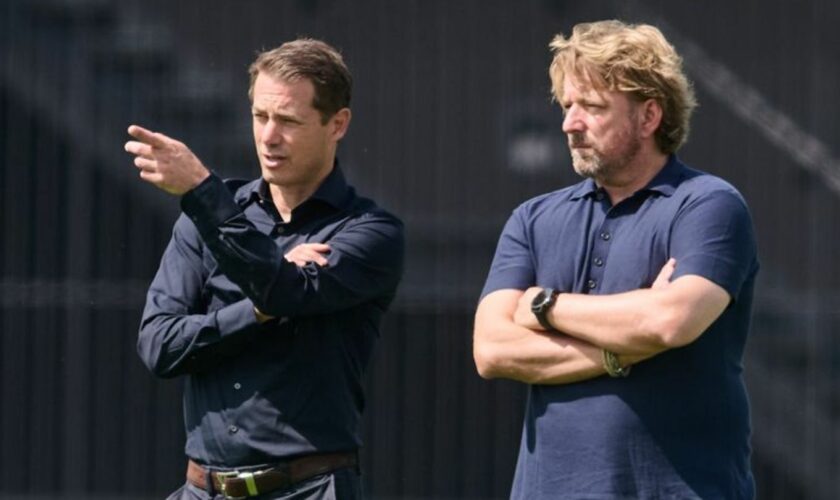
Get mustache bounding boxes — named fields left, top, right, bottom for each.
left=568, top=133, right=589, bottom=148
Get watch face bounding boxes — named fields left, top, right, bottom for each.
left=531, top=289, right=552, bottom=312
left=531, top=288, right=557, bottom=330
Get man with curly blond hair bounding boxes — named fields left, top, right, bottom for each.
left=474, top=20, right=757, bottom=499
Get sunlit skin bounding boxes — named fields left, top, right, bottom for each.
left=251, top=72, right=350, bottom=221
left=559, top=73, right=666, bottom=204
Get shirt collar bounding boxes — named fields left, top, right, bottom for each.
left=569, top=154, right=683, bottom=201
left=640, top=154, right=682, bottom=197
left=240, top=160, right=352, bottom=210
left=307, top=161, right=353, bottom=208
left=569, top=178, right=600, bottom=200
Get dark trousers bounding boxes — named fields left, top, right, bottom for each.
left=166, top=467, right=362, bottom=500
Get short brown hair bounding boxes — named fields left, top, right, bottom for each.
left=248, top=39, right=352, bottom=123
left=549, top=20, right=697, bottom=154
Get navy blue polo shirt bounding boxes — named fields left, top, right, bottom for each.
left=138, top=164, right=404, bottom=467
left=481, top=156, right=758, bottom=499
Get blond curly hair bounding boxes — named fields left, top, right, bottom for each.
left=549, top=20, right=697, bottom=154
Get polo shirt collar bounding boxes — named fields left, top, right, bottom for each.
left=569, top=154, right=683, bottom=201
left=640, top=154, right=682, bottom=197
left=569, top=178, right=600, bottom=200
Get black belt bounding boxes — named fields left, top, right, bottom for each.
left=186, top=452, right=357, bottom=498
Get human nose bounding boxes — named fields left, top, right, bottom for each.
left=260, top=119, right=282, bottom=146
left=562, top=105, right=585, bottom=134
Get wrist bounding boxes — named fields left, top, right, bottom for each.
left=192, top=168, right=211, bottom=189
left=530, top=288, right=560, bottom=330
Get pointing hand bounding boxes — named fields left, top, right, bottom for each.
left=124, top=125, right=210, bottom=195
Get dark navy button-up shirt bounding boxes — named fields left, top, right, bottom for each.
left=138, top=165, right=404, bottom=467
left=481, top=156, right=758, bottom=499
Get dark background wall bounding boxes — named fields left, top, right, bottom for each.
left=2, top=0, right=839, bottom=498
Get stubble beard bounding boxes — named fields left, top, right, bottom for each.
left=570, top=147, right=610, bottom=179
left=568, top=126, right=642, bottom=182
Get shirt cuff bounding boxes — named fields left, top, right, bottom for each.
left=180, top=173, right=241, bottom=235
left=215, top=298, right=263, bottom=339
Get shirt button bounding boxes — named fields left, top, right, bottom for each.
left=587, top=279, right=597, bottom=289
left=233, top=383, right=241, bottom=390
left=228, top=425, right=238, bottom=434
left=275, top=226, right=286, bottom=235
left=593, top=257, right=603, bottom=267
left=595, top=191, right=605, bottom=201
left=600, top=231, right=611, bottom=241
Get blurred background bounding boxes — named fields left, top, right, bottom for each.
left=2, top=0, right=839, bottom=498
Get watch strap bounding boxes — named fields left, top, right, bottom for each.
left=532, top=288, right=559, bottom=331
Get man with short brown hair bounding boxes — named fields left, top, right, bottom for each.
left=127, top=39, right=404, bottom=499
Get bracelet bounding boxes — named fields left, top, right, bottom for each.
left=602, top=349, right=631, bottom=378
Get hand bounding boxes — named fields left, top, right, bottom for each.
left=284, top=243, right=331, bottom=267
left=513, top=287, right=545, bottom=330
left=124, top=125, right=210, bottom=195
left=652, top=258, right=676, bottom=289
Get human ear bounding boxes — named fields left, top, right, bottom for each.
left=330, top=108, right=352, bottom=141
left=640, top=99, right=663, bottom=138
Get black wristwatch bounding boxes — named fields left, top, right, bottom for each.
left=530, top=288, right=560, bottom=330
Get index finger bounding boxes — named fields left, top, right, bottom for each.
left=652, top=258, right=676, bottom=288
left=127, top=125, right=168, bottom=148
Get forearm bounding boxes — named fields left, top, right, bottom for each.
left=474, top=290, right=649, bottom=384
left=475, top=323, right=603, bottom=384
left=547, top=288, right=670, bottom=355
left=137, top=298, right=262, bottom=378
left=201, top=234, right=401, bottom=317
left=545, top=276, right=728, bottom=355
left=179, top=176, right=289, bottom=309
left=180, top=175, right=404, bottom=317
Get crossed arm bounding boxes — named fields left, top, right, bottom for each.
left=124, top=123, right=334, bottom=319
left=128, top=124, right=404, bottom=377
left=473, top=259, right=731, bottom=385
